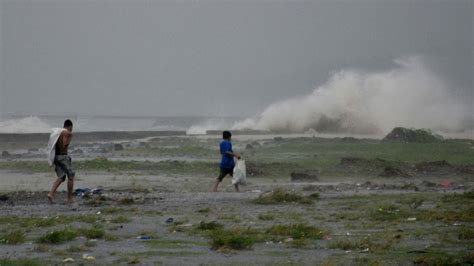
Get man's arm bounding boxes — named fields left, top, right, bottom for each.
left=225, top=151, right=240, bottom=159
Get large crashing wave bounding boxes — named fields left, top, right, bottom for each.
left=0, top=116, right=51, bottom=133
left=232, top=56, right=469, bottom=134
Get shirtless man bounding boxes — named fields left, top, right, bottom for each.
left=47, top=120, right=75, bottom=204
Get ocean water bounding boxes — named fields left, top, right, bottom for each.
left=0, top=115, right=241, bottom=134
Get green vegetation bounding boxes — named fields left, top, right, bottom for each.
left=37, top=228, right=78, bottom=244
left=0, top=136, right=472, bottom=178
left=196, top=221, right=224, bottom=231
left=143, top=239, right=207, bottom=248
left=209, top=228, right=258, bottom=250
left=369, top=204, right=408, bottom=221
left=0, top=259, right=46, bottom=266
left=266, top=224, right=324, bottom=240
left=110, top=215, right=131, bottom=223
left=37, top=226, right=105, bottom=244
left=413, top=251, right=474, bottom=265
left=0, top=230, right=25, bottom=244
left=78, top=226, right=106, bottom=239
left=257, top=213, right=275, bottom=221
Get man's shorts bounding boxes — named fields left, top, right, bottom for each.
left=54, top=155, right=75, bottom=181
left=217, top=167, right=233, bottom=182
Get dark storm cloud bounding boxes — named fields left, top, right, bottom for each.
left=0, top=0, right=472, bottom=117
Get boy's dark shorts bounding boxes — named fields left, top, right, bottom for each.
left=54, top=155, right=75, bottom=181
left=217, top=167, right=233, bottom=182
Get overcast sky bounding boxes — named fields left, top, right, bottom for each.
left=0, top=0, right=472, bottom=117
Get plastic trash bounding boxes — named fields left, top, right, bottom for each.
left=137, top=236, right=152, bottom=240
left=74, top=187, right=104, bottom=197
left=232, top=159, right=247, bottom=185
left=407, top=217, right=417, bottom=221
left=165, top=217, right=174, bottom=224
left=441, top=180, right=451, bottom=188
left=63, top=258, right=75, bottom=262
left=82, top=254, right=96, bottom=260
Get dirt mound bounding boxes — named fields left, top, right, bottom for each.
left=383, top=127, right=443, bottom=143
left=379, top=166, right=411, bottom=177
left=415, top=160, right=453, bottom=173
left=340, top=157, right=371, bottom=166
left=456, top=165, right=474, bottom=175
left=290, top=172, right=319, bottom=182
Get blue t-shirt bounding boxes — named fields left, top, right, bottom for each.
left=220, top=140, right=235, bottom=169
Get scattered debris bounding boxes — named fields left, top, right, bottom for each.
left=165, top=217, right=174, bottom=224
left=63, top=258, right=75, bottom=262
left=440, top=180, right=451, bottom=188
left=74, top=187, right=104, bottom=198
left=82, top=254, right=96, bottom=260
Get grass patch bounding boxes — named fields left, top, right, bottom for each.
left=67, top=244, right=89, bottom=253
left=78, top=226, right=106, bottom=239
left=38, top=228, right=78, bottom=244
left=328, top=232, right=401, bottom=252
left=0, top=230, right=26, bottom=244
left=85, top=239, right=98, bottom=247
left=143, top=239, right=207, bottom=248
left=369, top=204, right=408, bottom=221
left=458, top=228, right=474, bottom=240
left=118, top=197, right=135, bottom=205
left=0, top=259, right=45, bottom=266
left=197, top=208, right=210, bottom=213
left=101, top=207, right=126, bottom=214
left=209, top=228, right=258, bottom=251
left=252, top=188, right=313, bottom=205
left=413, top=251, right=474, bottom=265
left=266, top=224, right=324, bottom=240
left=37, top=226, right=105, bottom=244
left=128, top=250, right=205, bottom=257
left=258, top=213, right=275, bottom=221
left=416, top=209, right=474, bottom=223
left=110, top=215, right=131, bottom=223
left=196, top=221, right=223, bottom=231
left=84, top=195, right=110, bottom=207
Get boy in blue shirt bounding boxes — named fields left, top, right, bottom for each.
left=212, top=131, right=240, bottom=192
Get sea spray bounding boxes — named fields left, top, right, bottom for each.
left=0, top=116, right=51, bottom=133
left=232, top=56, right=468, bottom=134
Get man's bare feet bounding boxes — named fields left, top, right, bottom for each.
left=47, top=193, right=55, bottom=204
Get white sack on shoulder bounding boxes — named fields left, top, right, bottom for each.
left=46, top=128, right=65, bottom=166
left=232, top=160, right=247, bottom=185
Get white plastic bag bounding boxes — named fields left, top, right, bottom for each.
left=232, top=160, right=247, bottom=185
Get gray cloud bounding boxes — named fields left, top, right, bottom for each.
left=1, top=0, right=472, bottom=117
